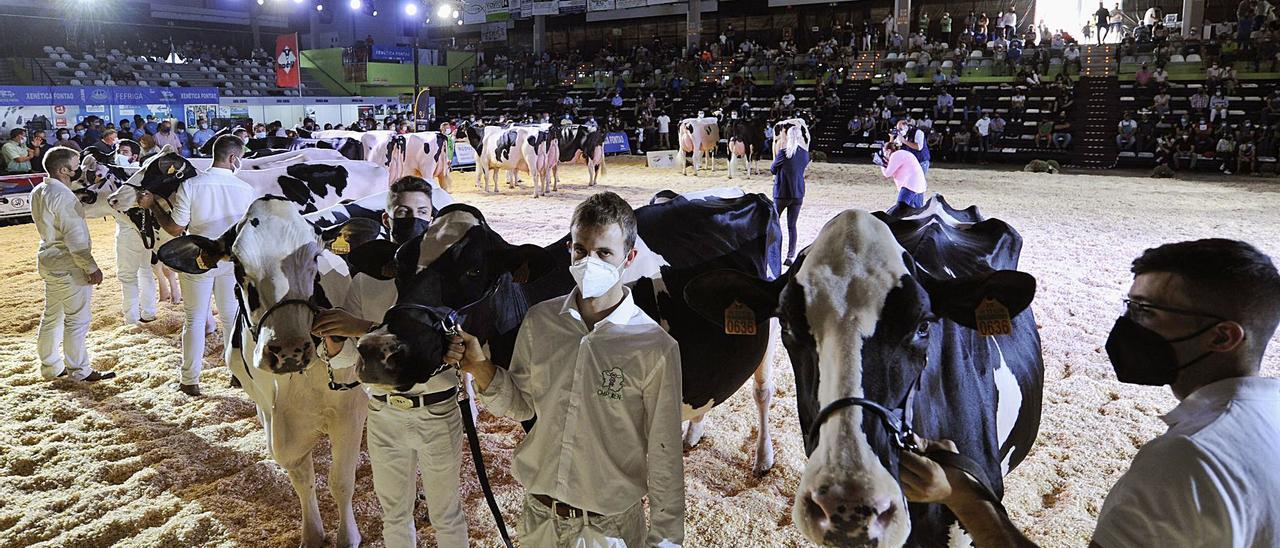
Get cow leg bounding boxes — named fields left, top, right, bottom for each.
left=275, top=433, right=325, bottom=547
left=751, top=319, right=780, bottom=476
left=329, top=408, right=366, bottom=548
left=727, top=152, right=736, bottom=179
left=683, top=412, right=708, bottom=449
left=152, top=263, right=171, bottom=303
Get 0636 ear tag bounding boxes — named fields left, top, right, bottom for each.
left=331, top=234, right=351, bottom=255
left=975, top=298, right=1012, bottom=336
left=724, top=301, right=757, bottom=336
left=195, top=254, right=211, bottom=270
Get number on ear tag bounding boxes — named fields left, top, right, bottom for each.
left=724, top=301, right=758, bottom=336
left=331, top=234, right=351, bottom=255
left=195, top=254, right=210, bottom=270
left=975, top=298, right=1013, bottom=336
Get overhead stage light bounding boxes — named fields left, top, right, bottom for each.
left=316, top=3, right=323, bottom=10
left=451, top=8, right=458, bottom=18
left=436, top=3, right=450, bottom=17
left=404, top=2, right=417, bottom=15
left=349, top=0, right=361, bottom=9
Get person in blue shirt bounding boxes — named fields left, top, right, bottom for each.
left=771, top=125, right=809, bottom=266
left=143, top=114, right=158, bottom=136
left=192, top=119, right=217, bottom=151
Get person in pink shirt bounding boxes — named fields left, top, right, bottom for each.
left=151, top=119, right=184, bottom=154
left=875, top=140, right=928, bottom=208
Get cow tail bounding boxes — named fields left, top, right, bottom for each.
left=594, top=145, right=606, bottom=177
left=675, top=147, right=686, bottom=170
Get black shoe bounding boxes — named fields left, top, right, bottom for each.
left=229, top=375, right=242, bottom=389
left=81, top=371, right=116, bottom=382
left=175, top=383, right=202, bottom=397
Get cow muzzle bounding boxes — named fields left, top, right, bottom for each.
left=261, top=337, right=315, bottom=374
left=796, top=478, right=905, bottom=547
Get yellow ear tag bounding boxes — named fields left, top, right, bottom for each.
left=195, top=254, right=211, bottom=270
left=166, top=165, right=176, bottom=175
left=975, top=298, right=1013, bottom=337
left=331, top=234, right=351, bottom=255
left=724, top=301, right=758, bottom=336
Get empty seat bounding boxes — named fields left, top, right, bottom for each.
left=142, top=64, right=152, bottom=71
left=169, top=81, right=179, bottom=87
left=70, top=78, right=81, bottom=86
left=970, top=50, right=983, bottom=58
left=42, top=45, right=54, bottom=53
left=942, top=60, right=954, bottom=68
left=84, top=54, right=95, bottom=61
left=54, top=46, right=66, bottom=53
left=61, top=53, right=73, bottom=60
left=93, top=79, right=104, bottom=85
left=1170, top=54, right=1185, bottom=63
left=1121, top=56, right=1136, bottom=64
left=110, top=48, right=121, bottom=55
left=1185, top=54, right=1202, bottom=62
left=105, top=80, right=115, bottom=86
left=73, top=70, right=85, bottom=77
left=78, top=62, right=89, bottom=69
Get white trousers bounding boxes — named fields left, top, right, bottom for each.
left=37, top=270, right=94, bottom=380
left=519, top=495, right=644, bottom=547
left=115, top=223, right=156, bottom=323
left=178, top=268, right=238, bottom=386
left=366, top=396, right=468, bottom=548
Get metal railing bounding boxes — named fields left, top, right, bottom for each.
left=24, top=58, right=56, bottom=86
left=447, top=51, right=477, bottom=85
left=300, top=49, right=357, bottom=96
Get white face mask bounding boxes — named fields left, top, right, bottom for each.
left=230, top=156, right=242, bottom=173
left=569, top=255, right=622, bottom=299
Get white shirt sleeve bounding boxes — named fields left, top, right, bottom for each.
left=644, top=341, right=686, bottom=547
left=477, top=316, right=536, bottom=421
left=53, top=188, right=99, bottom=275
left=1093, top=436, right=1235, bottom=547
left=170, top=183, right=193, bottom=229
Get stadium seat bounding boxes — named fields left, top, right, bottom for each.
left=1186, top=54, right=1202, bottom=62
left=905, top=61, right=917, bottom=70
left=1121, top=56, right=1136, bottom=64
left=110, top=49, right=121, bottom=55
left=942, top=60, right=954, bottom=69
left=42, top=46, right=54, bottom=54
left=54, top=46, right=66, bottom=53
left=61, top=53, right=72, bottom=60
left=84, top=54, right=95, bottom=61
left=1170, top=54, right=1185, bottom=63
left=142, top=64, right=152, bottom=71
left=970, top=51, right=983, bottom=58
left=48, top=53, right=61, bottom=61
left=70, top=79, right=81, bottom=86
left=169, top=81, right=179, bottom=87
left=73, top=70, right=85, bottom=78
left=105, top=80, right=115, bottom=86
left=93, top=79, right=104, bottom=86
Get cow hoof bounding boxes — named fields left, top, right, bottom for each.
left=753, top=449, right=775, bottom=477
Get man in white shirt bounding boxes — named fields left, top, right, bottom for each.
left=656, top=112, right=671, bottom=149
left=32, top=147, right=113, bottom=382
left=140, top=136, right=254, bottom=396
left=312, top=176, right=466, bottom=547
left=100, top=141, right=159, bottom=326
left=973, top=112, right=992, bottom=159
left=901, top=238, right=1280, bottom=548
left=450, top=192, right=684, bottom=547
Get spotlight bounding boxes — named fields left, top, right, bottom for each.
left=456, top=18, right=462, bottom=25
left=293, top=0, right=303, bottom=4
left=436, top=3, right=450, bottom=17
left=256, top=0, right=264, bottom=4
left=372, top=8, right=378, bottom=14
left=349, top=0, right=361, bottom=9
left=316, top=3, right=323, bottom=10
left=451, top=8, right=458, bottom=18
left=404, top=2, right=417, bottom=15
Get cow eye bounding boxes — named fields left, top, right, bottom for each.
left=914, top=320, right=931, bottom=338
left=466, top=268, right=481, bottom=279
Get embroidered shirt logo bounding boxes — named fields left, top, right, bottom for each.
left=597, top=367, right=624, bottom=400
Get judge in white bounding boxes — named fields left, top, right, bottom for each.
left=140, top=135, right=255, bottom=396
left=32, top=147, right=114, bottom=382
left=449, top=191, right=685, bottom=547
left=312, top=176, right=469, bottom=548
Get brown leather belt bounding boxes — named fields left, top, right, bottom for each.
left=532, top=494, right=602, bottom=519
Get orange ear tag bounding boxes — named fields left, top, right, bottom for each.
left=724, top=301, right=758, bottom=336
left=195, top=254, right=211, bottom=270
left=975, top=298, right=1013, bottom=337
left=331, top=234, right=351, bottom=255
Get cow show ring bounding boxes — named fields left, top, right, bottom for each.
left=1, top=134, right=1278, bottom=548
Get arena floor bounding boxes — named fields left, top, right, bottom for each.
left=2, top=157, right=1278, bottom=547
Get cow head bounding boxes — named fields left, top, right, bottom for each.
left=350, top=204, right=555, bottom=392
left=774, top=118, right=811, bottom=157
left=72, top=149, right=133, bottom=218
left=107, top=147, right=196, bottom=212
left=158, top=198, right=329, bottom=374
left=460, top=121, right=486, bottom=153
left=684, top=209, right=1035, bottom=547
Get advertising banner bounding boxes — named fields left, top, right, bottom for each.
left=482, top=22, right=509, bottom=42
left=616, top=0, right=646, bottom=8
left=603, top=131, right=630, bottom=154
left=371, top=45, right=413, bottom=62
left=558, top=0, right=585, bottom=12
left=275, top=33, right=301, bottom=88
left=588, top=0, right=615, bottom=10
left=530, top=1, right=559, bottom=15
left=0, top=86, right=219, bottom=107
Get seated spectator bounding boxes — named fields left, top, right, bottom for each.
left=1135, top=64, right=1154, bottom=87
left=1237, top=138, right=1258, bottom=174
left=1206, top=61, right=1224, bottom=86
left=990, top=112, right=1006, bottom=144
left=953, top=126, right=972, bottom=162
left=1217, top=131, right=1237, bottom=174
left=1052, top=117, right=1073, bottom=150
left=848, top=116, right=863, bottom=136
left=932, top=69, right=947, bottom=86
left=1221, top=64, right=1239, bottom=94
left=1156, top=131, right=1176, bottom=165
left=1152, top=65, right=1170, bottom=86
left=52, top=129, right=80, bottom=152
left=1009, top=88, right=1027, bottom=122
left=963, top=88, right=983, bottom=121
left=893, top=68, right=909, bottom=86
left=1210, top=89, right=1230, bottom=123
left=1174, top=132, right=1198, bottom=170
left=1064, top=44, right=1082, bottom=75
left=1154, top=89, right=1173, bottom=117
left=935, top=89, right=955, bottom=118
left=1193, top=118, right=1215, bottom=152
left=1116, top=111, right=1139, bottom=151
left=1035, top=117, right=1055, bottom=148
left=1190, top=88, right=1211, bottom=117
left=1, top=128, right=33, bottom=173
left=1026, top=69, right=1043, bottom=88
left=1263, top=90, right=1280, bottom=125
left=1137, top=110, right=1157, bottom=151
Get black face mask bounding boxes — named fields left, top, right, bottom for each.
left=390, top=216, right=430, bottom=245
left=1104, top=316, right=1219, bottom=386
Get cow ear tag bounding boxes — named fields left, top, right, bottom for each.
left=195, top=254, right=211, bottom=271
left=975, top=298, right=1012, bottom=336
left=724, top=301, right=757, bottom=336
left=331, top=234, right=351, bottom=255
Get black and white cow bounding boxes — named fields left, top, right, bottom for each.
left=726, top=117, right=766, bottom=179
left=347, top=189, right=787, bottom=474
left=382, top=132, right=452, bottom=189
left=683, top=195, right=1044, bottom=547
left=106, top=148, right=396, bottom=250
left=189, top=147, right=349, bottom=172
left=676, top=117, right=720, bottom=176
left=461, top=123, right=538, bottom=194
left=550, top=124, right=606, bottom=188
left=156, top=197, right=370, bottom=548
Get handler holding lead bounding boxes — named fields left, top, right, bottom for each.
left=448, top=191, right=685, bottom=547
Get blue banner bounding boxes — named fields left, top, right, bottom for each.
left=371, top=45, right=413, bottom=62
left=0, top=85, right=220, bottom=107
left=603, top=131, right=630, bottom=154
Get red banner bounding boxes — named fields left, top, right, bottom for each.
left=275, top=34, right=300, bottom=89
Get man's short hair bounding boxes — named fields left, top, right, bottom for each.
left=117, top=139, right=141, bottom=156
left=101, top=129, right=117, bottom=141
left=9, top=128, right=24, bottom=139
left=1132, top=238, right=1280, bottom=355
left=571, top=191, right=638, bottom=252
left=387, top=176, right=433, bottom=209
left=44, top=146, right=78, bottom=174
left=212, top=135, right=244, bottom=162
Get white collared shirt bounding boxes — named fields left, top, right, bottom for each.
left=480, top=287, right=685, bottom=546
left=32, top=177, right=98, bottom=280
left=170, top=167, right=254, bottom=240
left=1094, top=376, right=1280, bottom=548
left=324, top=273, right=459, bottom=396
